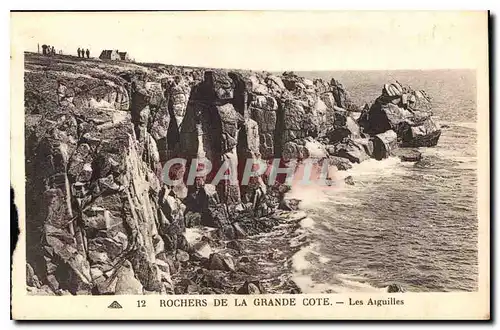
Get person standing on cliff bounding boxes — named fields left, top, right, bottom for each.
left=42, top=44, right=48, bottom=55
left=86, top=49, right=90, bottom=58
left=77, top=48, right=81, bottom=58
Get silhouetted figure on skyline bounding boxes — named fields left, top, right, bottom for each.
left=86, top=49, right=90, bottom=58
left=77, top=48, right=81, bottom=58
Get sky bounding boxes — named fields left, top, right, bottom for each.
left=11, top=11, right=488, bottom=71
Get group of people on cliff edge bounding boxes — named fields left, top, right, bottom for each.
left=77, top=48, right=90, bottom=59
left=40, top=44, right=58, bottom=56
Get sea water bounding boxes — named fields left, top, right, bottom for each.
left=289, top=70, right=477, bottom=292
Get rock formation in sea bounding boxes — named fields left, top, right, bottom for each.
left=23, top=53, right=441, bottom=295
left=358, top=82, right=441, bottom=148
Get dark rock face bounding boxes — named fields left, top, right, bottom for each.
left=25, top=57, right=181, bottom=295
left=179, top=71, right=244, bottom=205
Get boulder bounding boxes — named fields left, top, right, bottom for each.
left=185, top=184, right=235, bottom=232
left=303, top=138, right=328, bottom=159
left=250, top=107, right=277, bottom=132
left=344, top=176, right=355, bottom=186
left=237, top=280, right=265, bottom=294
left=327, top=156, right=353, bottom=171
left=326, top=113, right=361, bottom=144
left=320, top=92, right=336, bottom=110
left=393, top=148, right=422, bottom=162
left=207, top=253, right=236, bottom=272
left=334, top=141, right=370, bottom=164
left=353, top=138, right=374, bottom=157
left=387, top=284, right=406, bottom=293
left=401, top=117, right=442, bottom=147
left=372, top=130, right=398, bottom=160
left=218, top=225, right=237, bottom=240
left=383, top=82, right=403, bottom=97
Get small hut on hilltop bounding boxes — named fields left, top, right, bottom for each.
left=118, top=52, right=131, bottom=61
left=99, top=49, right=132, bottom=61
left=99, top=50, right=121, bottom=61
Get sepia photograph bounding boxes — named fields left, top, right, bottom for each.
left=10, top=10, right=490, bottom=320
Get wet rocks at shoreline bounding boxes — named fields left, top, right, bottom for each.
left=393, top=148, right=423, bottom=162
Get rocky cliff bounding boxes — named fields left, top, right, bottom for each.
left=24, top=53, right=441, bottom=295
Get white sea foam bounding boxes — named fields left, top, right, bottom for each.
left=345, top=157, right=403, bottom=179
left=292, top=273, right=385, bottom=293
left=292, top=274, right=336, bottom=293
left=330, top=274, right=386, bottom=293
left=286, top=185, right=331, bottom=209
left=291, top=243, right=317, bottom=272
left=289, top=228, right=388, bottom=293
left=300, top=217, right=315, bottom=229
left=318, top=256, right=331, bottom=264
left=286, top=157, right=404, bottom=210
